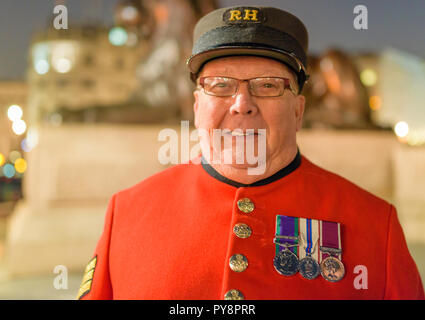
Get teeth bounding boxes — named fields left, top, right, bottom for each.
left=230, top=131, right=255, bottom=136
left=223, top=129, right=260, bottom=136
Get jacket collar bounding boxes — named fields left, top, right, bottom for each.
left=201, top=149, right=301, bottom=188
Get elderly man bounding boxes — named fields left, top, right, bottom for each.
left=78, top=6, right=424, bottom=300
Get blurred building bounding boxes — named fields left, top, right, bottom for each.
left=26, top=0, right=218, bottom=125
left=353, top=48, right=425, bottom=146
left=27, top=24, right=148, bottom=125
left=302, top=47, right=425, bottom=146
left=377, top=49, right=425, bottom=146
left=352, top=52, right=388, bottom=131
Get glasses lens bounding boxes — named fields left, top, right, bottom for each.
left=250, top=78, right=284, bottom=97
left=202, top=77, right=237, bottom=96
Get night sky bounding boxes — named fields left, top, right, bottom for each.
left=1, top=0, right=424, bottom=80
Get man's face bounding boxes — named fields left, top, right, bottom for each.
left=193, top=56, right=305, bottom=170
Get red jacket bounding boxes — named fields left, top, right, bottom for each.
left=79, top=154, right=424, bottom=300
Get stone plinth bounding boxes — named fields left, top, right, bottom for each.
left=1, top=124, right=173, bottom=277
left=393, top=144, right=425, bottom=243
left=3, top=201, right=106, bottom=276
left=298, top=130, right=397, bottom=201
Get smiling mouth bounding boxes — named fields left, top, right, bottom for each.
left=223, top=130, right=264, bottom=136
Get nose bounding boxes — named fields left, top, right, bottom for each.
left=229, top=82, right=258, bottom=116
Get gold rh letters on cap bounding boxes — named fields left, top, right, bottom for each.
left=243, top=9, right=258, bottom=21
left=229, top=10, right=242, bottom=21
left=224, top=8, right=262, bottom=24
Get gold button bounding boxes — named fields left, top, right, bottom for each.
left=224, top=289, right=244, bottom=300
left=233, top=223, right=252, bottom=238
left=237, top=198, right=254, bottom=213
left=229, top=254, right=248, bottom=272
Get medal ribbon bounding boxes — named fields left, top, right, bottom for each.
left=275, top=215, right=299, bottom=256
left=299, top=218, right=319, bottom=261
left=306, top=219, right=313, bottom=254
left=320, top=220, right=342, bottom=261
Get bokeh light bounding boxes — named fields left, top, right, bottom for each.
left=26, top=127, right=39, bottom=149
left=35, top=59, right=49, bottom=74
left=21, top=139, right=32, bottom=152
left=0, top=153, right=5, bottom=166
left=121, top=6, right=138, bottom=21
left=9, top=151, right=22, bottom=163
left=3, top=163, right=15, bottom=178
left=109, top=27, right=128, bottom=46
left=12, top=119, right=27, bottom=135
left=7, top=104, right=23, bottom=121
left=50, top=41, right=76, bottom=74
left=369, top=96, right=382, bottom=111
left=33, top=42, right=49, bottom=75
left=394, top=121, right=409, bottom=138
left=53, top=57, right=72, bottom=73
left=360, top=69, right=377, bottom=87
left=14, top=158, right=27, bottom=174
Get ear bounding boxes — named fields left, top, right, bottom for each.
left=193, top=90, right=200, bottom=129
left=294, top=95, right=305, bottom=132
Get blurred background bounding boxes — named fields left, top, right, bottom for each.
left=0, top=0, right=424, bottom=299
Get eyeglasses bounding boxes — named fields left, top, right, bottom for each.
left=198, top=76, right=297, bottom=97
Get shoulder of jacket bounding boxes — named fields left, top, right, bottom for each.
left=115, top=162, right=199, bottom=199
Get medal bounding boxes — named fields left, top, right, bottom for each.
left=299, top=218, right=320, bottom=280
left=299, top=255, right=320, bottom=280
left=273, top=215, right=344, bottom=282
left=319, top=220, right=345, bottom=282
left=273, top=216, right=300, bottom=276
left=320, top=255, right=345, bottom=282
left=273, top=247, right=299, bottom=276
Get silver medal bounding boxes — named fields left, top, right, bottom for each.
left=299, top=254, right=320, bottom=280
left=273, top=249, right=299, bottom=276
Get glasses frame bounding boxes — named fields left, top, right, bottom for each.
left=198, top=76, right=298, bottom=97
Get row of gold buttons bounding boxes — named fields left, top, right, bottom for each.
left=224, top=198, right=254, bottom=300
